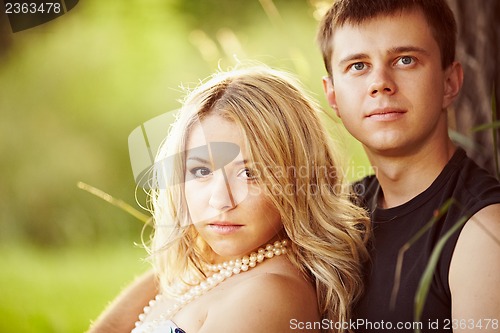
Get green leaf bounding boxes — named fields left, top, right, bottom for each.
left=470, top=120, right=500, bottom=133
left=413, top=215, right=468, bottom=332
left=391, top=199, right=455, bottom=309
left=448, top=129, right=476, bottom=150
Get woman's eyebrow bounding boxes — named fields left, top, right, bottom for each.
left=186, top=156, right=248, bottom=166
left=234, top=159, right=248, bottom=166
left=186, top=156, right=210, bottom=164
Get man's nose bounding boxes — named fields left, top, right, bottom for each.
left=368, top=67, right=397, bottom=97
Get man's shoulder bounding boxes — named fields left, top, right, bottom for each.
left=449, top=203, right=500, bottom=322
left=449, top=151, right=500, bottom=213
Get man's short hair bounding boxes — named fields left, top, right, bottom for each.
left=317, top=0, right=457, bottom=76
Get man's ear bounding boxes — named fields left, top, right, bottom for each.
left=322, top=76, right=340, bottom=117
left=443, top=61, right=464, bottom=109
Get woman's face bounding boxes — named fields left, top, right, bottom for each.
left=184, top=113, right=282, bottom=262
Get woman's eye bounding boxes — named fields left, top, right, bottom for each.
left=238, top=168, right=256, bottom=180
left=190, top=167, right=212, bottom=178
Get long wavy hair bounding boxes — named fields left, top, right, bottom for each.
left=149, top=66, right=370, bottom=330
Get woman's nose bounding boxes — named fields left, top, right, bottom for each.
left=208, top=169, right=237, bottom=211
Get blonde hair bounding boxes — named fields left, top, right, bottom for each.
left=149, top=66, right=370, bottom=330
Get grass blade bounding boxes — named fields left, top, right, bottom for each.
left=449, top=129, right=477, bottom=150
left=77, top=181, right=151, bottom=225
left=390, top=199, right=455, bottom=309
left=470, top=120, right=500, bottom=133
left=413, top=215, right=468, bottom=332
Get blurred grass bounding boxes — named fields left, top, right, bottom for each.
left=0, top=242, right=149, bottom=333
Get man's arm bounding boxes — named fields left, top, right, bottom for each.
left=87, top=270, right=158, bottom=333
left=449, top=204, right=500, bottom=332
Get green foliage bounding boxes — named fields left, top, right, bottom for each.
left=0, top=243, right=149, bottom=332
left=1, top=0, right=367, bottom=247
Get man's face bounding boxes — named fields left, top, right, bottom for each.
left=324, top=9, right=459, bottom=156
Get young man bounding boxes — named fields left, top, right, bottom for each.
left=318, top=0, right=500, bottom=331
left=89, top=1, right=500, bottom=332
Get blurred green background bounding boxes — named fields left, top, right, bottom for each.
left=0, top=0, right=369, bottom=332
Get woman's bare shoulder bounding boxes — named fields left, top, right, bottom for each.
left=198, top=264, right=320, bottom=333
left=236, top=269, right=315, bottom=302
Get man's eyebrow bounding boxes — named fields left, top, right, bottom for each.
left=338, top=53, right=369, bottom=67
left=337, top=46, right=430, bottom=67
left=387, top=46, right=430, bottom=56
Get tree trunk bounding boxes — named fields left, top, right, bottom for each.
left=448, top=0, right=500, bottom=176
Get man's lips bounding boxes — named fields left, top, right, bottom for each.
left=366, top=108, right=407, bottom=121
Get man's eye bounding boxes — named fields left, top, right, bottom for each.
left=351, top=62, right=365, bottom=71
left=190, top=167, right=212, bottom=178
left=398, top=56, right=414, bottom=65
left=347, top=62, right=367, bottom=73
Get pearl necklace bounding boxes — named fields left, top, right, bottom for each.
left=132, top=240, right=288, bottom=332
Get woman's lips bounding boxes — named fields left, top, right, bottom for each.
left=208, top=223, right=243, bottom=235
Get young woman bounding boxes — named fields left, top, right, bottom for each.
left=122, top=67, right=370, bottom=333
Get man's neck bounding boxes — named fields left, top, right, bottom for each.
left=366, top=140, right=456, bottom=209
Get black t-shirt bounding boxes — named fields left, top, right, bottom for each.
left=353, top=148, right=500, bottom=332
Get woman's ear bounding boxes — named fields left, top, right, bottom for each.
left=442, top=61, right=464, bottom=109
left=322, top=76, right=340, bottom=117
